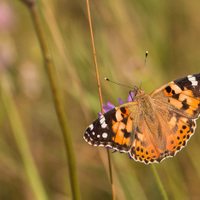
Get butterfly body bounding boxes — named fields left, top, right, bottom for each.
left=84, top=73, right=200, bottom=164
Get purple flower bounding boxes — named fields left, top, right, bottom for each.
left=98, top=91, right=134, bottom=117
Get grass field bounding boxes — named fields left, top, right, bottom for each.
left=1, top=0, right=200, bottom=199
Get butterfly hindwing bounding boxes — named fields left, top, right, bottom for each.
left=129, top=110, right=196, bottom=164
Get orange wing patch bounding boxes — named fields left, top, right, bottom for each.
left=130, top=142, right=162, bottom=164
left=168, top=98, right=183, bottom=109
left=111, top=107, right=133, bottom=151
left=166, top=116, right=195, bottom=155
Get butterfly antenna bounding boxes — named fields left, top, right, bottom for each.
left=105, top=78, right=134, bottom=90
left=139, top=51, right=148, bottom=89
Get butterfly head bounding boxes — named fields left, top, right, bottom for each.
left=132, top=86, right=145, bottom=99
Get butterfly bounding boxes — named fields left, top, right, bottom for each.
left=84, top=73, right=200, bottom=164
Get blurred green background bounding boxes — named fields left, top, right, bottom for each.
left=1, top=0, right=200, bottom=199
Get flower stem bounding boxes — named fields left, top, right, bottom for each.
left=18, top=1, right=81, bottom=199
left=86, top=0, right=115, bottom=199
left=151, top=165, right=168, bottom=200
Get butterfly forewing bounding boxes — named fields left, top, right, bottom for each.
left=84, top=102, right=138, bottom=152
left=150, top=73, right=200, bottom=119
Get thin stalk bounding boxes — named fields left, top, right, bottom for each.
left=86, top=0, right=116, bottom=199
left=1, top=75, right=48, bottom=200
left=107, top=148, right=116, bottom=200
left=18, top=1, right=81, bottom=199
left=151, top=165, right=168, bottom=200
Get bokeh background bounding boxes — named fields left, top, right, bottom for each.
left=1, top=0, right=200, bottom=199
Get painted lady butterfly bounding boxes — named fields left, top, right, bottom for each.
left=84, top=73, right=200, bottom=164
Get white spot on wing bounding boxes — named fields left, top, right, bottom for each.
left=101, top=122, right=107, bottom=128
left=100, top=116, right=105, bottom=124
left=100, top=115, right=107, bottom=128
left=89, top=124, right=94, bottom=130
left=187, top=75, right=198, bottom=86
left=102, top=132, right=108, bottom=138
left=100, top=115, right=104, bottom=119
